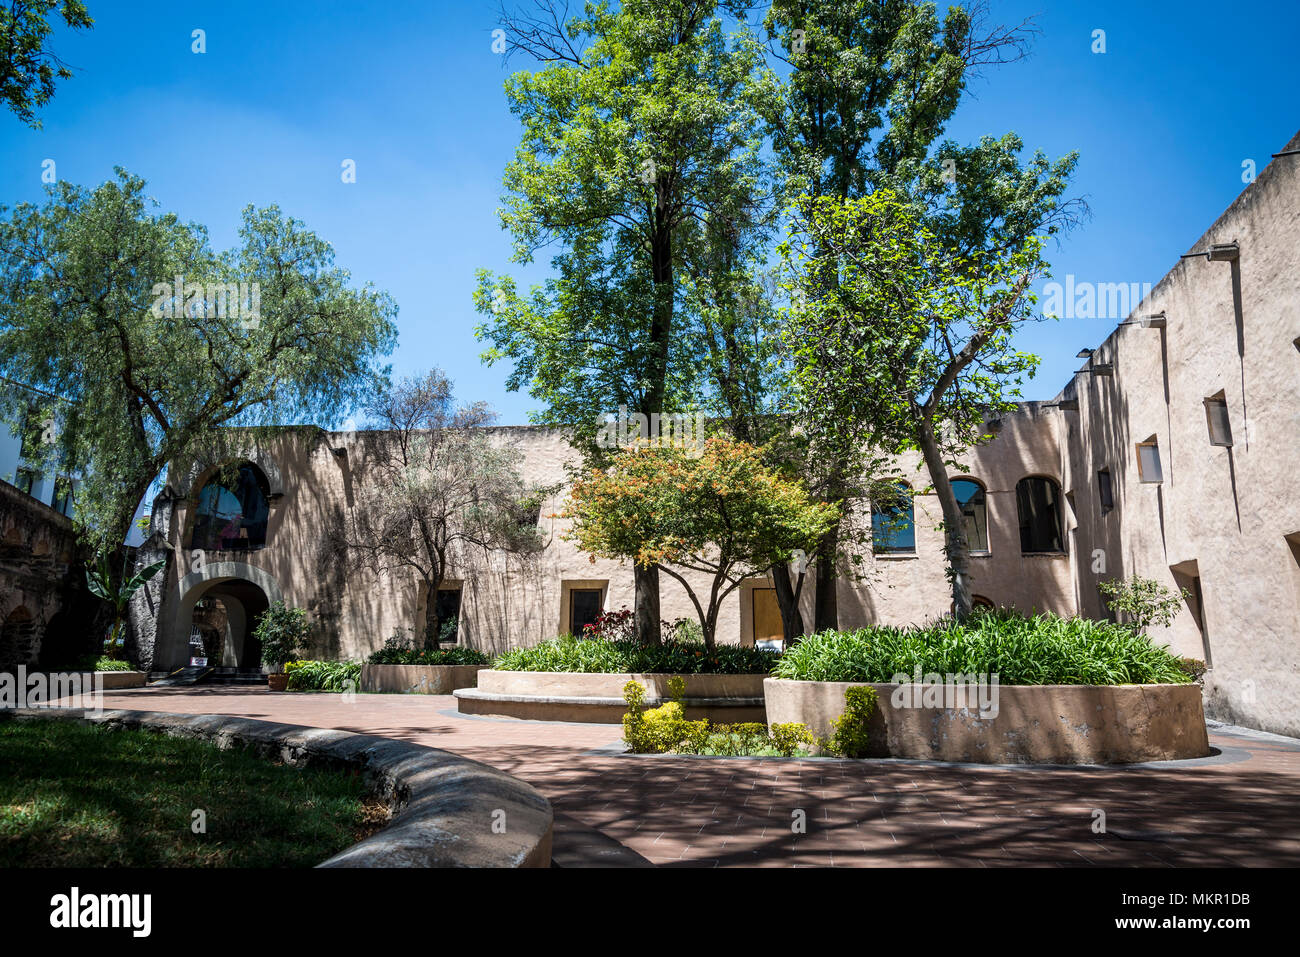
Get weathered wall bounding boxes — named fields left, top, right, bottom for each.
left=0, top=480, right=97, bottom=670
left=1062, top=132, right=1300, bottom=736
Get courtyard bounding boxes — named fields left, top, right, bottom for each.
left=88, top=686, right=1300, bottom=868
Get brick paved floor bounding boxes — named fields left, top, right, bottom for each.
left=85, top=686, right=1300, bottom=867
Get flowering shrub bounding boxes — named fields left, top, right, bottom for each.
left=581, top=607, right=635, bottom=642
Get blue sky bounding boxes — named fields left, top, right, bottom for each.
left=1, top=0, right=1296, bottom=424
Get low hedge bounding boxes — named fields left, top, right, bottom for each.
left=284, top=660, right=362, bottom=692
left=492, top=635, right=778, bottom=675
left=773, top=610, right=1192, bottom=685
left=365, top=646, right=490, bottom=666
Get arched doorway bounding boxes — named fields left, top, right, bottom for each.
left=165, top=562, right=284, bottom=672
left=184, top=579, right=270, bottom=668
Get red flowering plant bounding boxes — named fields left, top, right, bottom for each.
left=581, top=607, right=635, bottom=642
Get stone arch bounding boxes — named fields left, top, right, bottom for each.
left=159, top=562, right=285, bottom=670
left=171, top=445, right=286, bottom=501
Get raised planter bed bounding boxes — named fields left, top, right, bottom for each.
left=764, top=678, right=1211, bottom=765
left=360, top=664, right=488, bottom=695
left=455, top=670, right=767, bottom=724
left=93, top=671, right=148, bottom=690
left=2, top=706, right=552, bottom=867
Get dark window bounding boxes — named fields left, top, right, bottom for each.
left=952, top=479, right=988, bottom=552
left=872, top=482, right=915, bottom=553
left=1016, top=477, right=1064, bottom=553
left=1097, top=468, right=1114, bottom=511
left=14, top=467, right=36, bottom=496
left=1204, top=395, right=1233, bottom=447
left=52, top=477, right=73, bottom=516
left=434, top=588, right=462, bottom=643
left=569, top=588, right=603, bottom=636
left=972, top=594, right=995, bottom=609
left=190, top=463, right=271, bottom=551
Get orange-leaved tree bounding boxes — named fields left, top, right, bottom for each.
left=562, top=438, right=838, bottom=650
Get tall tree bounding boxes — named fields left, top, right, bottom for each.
left=0, top=0, right=92, bottom=127
left=762, top=0, right=1078, bottom=629
left=475, top=0, right=769, bottom=644
left=781, top=190, right=1047, bottom=620
left=0, top=169, right=398, bottom=552
left=332, top=370, right=547, bottom=649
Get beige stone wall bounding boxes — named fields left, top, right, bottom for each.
left=1061, top=132, right=1300, bottom=737
left=147, top=412, right=1073, bottom=668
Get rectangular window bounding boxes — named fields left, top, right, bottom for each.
left=1097, top=468, right=1114, bottom=511
left=52, top=477, right=73, bottom=515
left=1203, top=395, right=1233, bottom=447
left=1136, top=437, right=1163, bottom=483
left=569, top=588, right=604, bottom=637
left=434, top=587, right=462, bottom=644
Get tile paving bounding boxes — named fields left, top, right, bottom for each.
left=77, top=685, right=1300, bottom=868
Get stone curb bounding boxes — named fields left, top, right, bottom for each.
left=1, top=706, right=553, bottom=868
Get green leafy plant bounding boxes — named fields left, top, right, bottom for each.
left=621, top=680, right=815, bottom=757
left=1097, top=575, right=1189, bottom=631
left=822, top=686, right=878, bottom=759
left=493, top=634, right=777, bottom=675
left=255, top=602, right=311, bottom=672
left=773, top=609, right=1192, bottom=685
left=366, top=631, right=489, bottom=666
left=283, top=660, right=361, bottom=692
left=85, top=553, right=166, bottom=661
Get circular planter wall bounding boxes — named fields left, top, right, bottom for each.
left=360, top=664, right=489, bottom=695
left=455, top=670, right=767, bottom=723
left=764, top=678, right=1211, bottom=764
left=2, top=706, right=553, bottom=867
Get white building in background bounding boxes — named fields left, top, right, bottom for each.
left=0, top=378, right=76, bottom=518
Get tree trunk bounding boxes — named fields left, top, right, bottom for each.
left=916, top=420, right=973, bottom=620
left=770, top=562, right=806, bottom=644
left=813, top=521, right=840, bottom=632
left=634, top=563, right=662, bottom=645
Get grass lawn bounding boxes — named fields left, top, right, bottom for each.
left=0, top=718, right=388, bottom=867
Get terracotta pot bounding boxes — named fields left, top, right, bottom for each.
left=267, top=673, right=290, bottom=692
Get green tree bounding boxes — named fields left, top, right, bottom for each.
left=1098, top=575, right=1189, bottom=632
left=761, top=0, right=1080, bottom=630
left=0, top=0, right=92, bottom=127
left=0, top=169, right=398, bottom=552
left=781, top=189, right=1047, bottom=620
left=475, top=0, right=770, bottom=644
left=562, top=437, right=837, bottom=649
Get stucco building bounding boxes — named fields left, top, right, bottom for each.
left=124, top=131, right=1298, bottom=736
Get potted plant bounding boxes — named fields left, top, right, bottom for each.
left=256, top=601, right=310, bottom=691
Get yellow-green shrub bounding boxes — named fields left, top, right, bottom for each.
left=823, top=685, right=878, bottom=758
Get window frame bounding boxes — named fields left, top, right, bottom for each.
left=1203, top=394, right=1233, bottom=447
left=1136, top=437, right=1164, bottom=483
left=950, top=478, right=989, bottom=554
left=871, top=481, right=916, bottom=555
left=1015, top=475, right=1066, bottom=554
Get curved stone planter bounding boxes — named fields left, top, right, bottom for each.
left=360, top=664, right=488, bottom=695
left=764, top=678, right=1210, bottom=765
left=1, top=707, right=552, bottom=867
left=456, top=670, right=767, bottom=724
